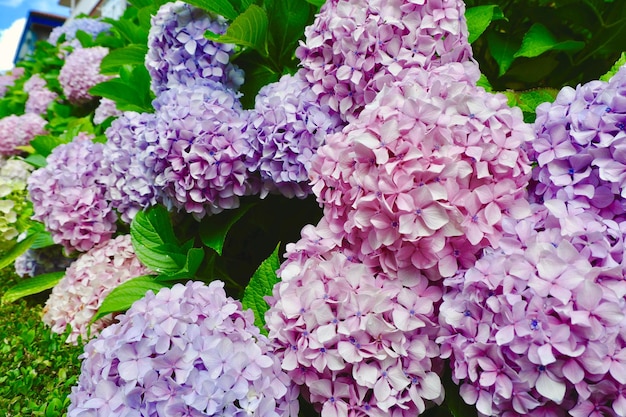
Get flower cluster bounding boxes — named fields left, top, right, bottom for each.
left=530, top=65, right=626, bottom=220
left=439, top=207, right=626, bottom=416
left=48, top=17, right=112, bottom=46
left=0, top=67, right=24, bottom=98
left=58, top=46, right=112, bottom=104
left=296, top=0, right=475, bottom=121
left=0, top=158, right=33, bottom=246
left=102, top=111, right=161, bottom=223
left=146, top=1, right=244, bottom=95
left=151, top=81, right=257, bottom=218
left=28, top=134, right=117, bottom=253
left=68, top=281, right=299, bottom=416
left=0, top=113, right=47, bottom=156
left=24, top=73, right=58, bottom=115
left=266, top=250, right=444, bottom=417
left=14, top=246, right=73, bottom=278
left=309, top=63, right=533, bottom=279
left=43, top=235, right=151, bottom=344
left=93, top=98, right=122, bottom=125
left=247, top=70, right=344, bottom=198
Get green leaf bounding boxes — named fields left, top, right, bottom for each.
left=89, top=65, right=153, bottom=113
left=29, top=135, right=71, bottom=158
left=0, top=233, right=40, bottom=270
left=600, top=51, right=626, bottom=81
left=2, top=272, right=65, bottom=304
left=241, top=244, right=281, bottom=333
left=487, top=31, right=518, bottom=76
left=75, top=30, right=95, bottom=48
left=304, top=0, right=325, bottom=7
left=210, top=4, right=269, bottom=56
left=200, top=202, right=255, bottom=255
left=514, top=23, right=585, bottom=58
left=155, top=247, right=205, bottom=281
left=266, top=0, right=315, bottom=66
left=23, top=154, right=48, bottom=169
left=185, top=0, right=239, bottom=20
left=505, top=88, right=559, bottom=123
left=99, top=44, right=148, bottom=75
left=91, top=275, right=166, bottom=322
left=236, top=56, right=280, bottom=108
left=108, top=18, right=149, bottom=45
left=465, top=5, right=505, bottom=44
left=30, top=230, right=56, bottom=250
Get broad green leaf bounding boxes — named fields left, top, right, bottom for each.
left=30, top=135, right=71, bottom=158
left=2, top=271, right=65, bottom=303
left=476, top=73, right=493, bottom=92
left=185, top=0, right=239, bottom=20
left=200, top=202, right=255, bottom=255
left=236, top=57, right=279, bottom=109
left=91, top=275, right=166, bottom=323
left=131, top=206, right=177, bottom=249
left=305, top=0, right=325, bottom=7
left=210, top=4, right=269, bottom=56
left=514, top=23, right=585, bottom=58
left=487, top=31, right=517, bottom=76
left=24, top=154, right=48, bottom=168
left=155, top=247, right=205, bottom=281
left=0, top=232, right=40, bottom=269
left=600, top=52, right=626, bottom=81
left=30, top=230, right=56, bottom=250
left=241, top=244, right=281, bottom=333
left=100, top=45, right=148, bottom=75
left=465, top=5, right=505, bottom=44
left=108, top=18, right=149, bottom=45
left=267, top=0, right=314, bottom=66
left=505, top=88, right=559, bottom=123
left=89, top=65, right=154, bottom=113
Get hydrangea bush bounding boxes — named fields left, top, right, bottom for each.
left=58, top=46, right=112, bottom=104
left=0, top=113, right=47, bottom=156
left=0, top=158, right=33, bottom=247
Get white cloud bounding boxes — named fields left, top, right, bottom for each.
left=0, top=0, right=25, bottom=7
left=0, top=18, right=26, bottom=72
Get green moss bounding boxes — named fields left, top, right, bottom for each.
left=0, top=268, right=83, bottom=416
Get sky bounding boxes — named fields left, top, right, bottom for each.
left=0, top=0, right=70, bottom=72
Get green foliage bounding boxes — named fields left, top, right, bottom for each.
left=92, top=275, right=166, bottom=322
left=241, top=244, right=280, bottom=333
left=200, top=202, right=255, bottom=255
left=2, top=271, right=64, bottom=304
left=0, top=269, right=83, bottom=416
left=89, top=65, right=154, bottom=113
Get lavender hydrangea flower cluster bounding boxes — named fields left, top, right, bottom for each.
left=266, top=250, right=444, bottom=417
left=0, top=113, right=47, bottom=156
left=439, top=205, right=626, bottom=417
left=28, top=134, right=117, bottom=253
left=146, top=1, right=244, bottom=95
left=0, top=158, right=33, bottom=246
left=24, top=73, right=58, bottom=114
left=93, top=98, right=122, bottom=125
left=58, top=46, right=112, bottom=104
left=247, top=70, right=344, bottom=198
left=68, top=281, right=299, bottom=416
left=150, top=81, right=258, bottom=218
left=48, top=17, right=112, bottom=46
left=530, top=65, right=626, bottom=220
left=102, top=111, right=161, bottom=223
left=0, top=67, right=24, bottom=98
left=14, top=246, right=73, bottom=278
left=43, top=235, right=151, bottom=344
left=296, top=0, right=475, bottom=121
left=309, top=62, right=533, bottom=279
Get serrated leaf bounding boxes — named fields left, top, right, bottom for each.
left=200, top=202, right=255, bottom=255
left=0, top=233, right=40, bottom=270
left=155, top=247, right=205, bottom=281
left=211, top=4, right=269, bottom=56
left=267, top=0, right=314, bottom=65
left=89, top=66, right=153, bottom=113
left=100, top=44, right=148, bottom=75
left=241, top=244, right=281, bottom=333
left=185, top=0, right=239, bottom=20
left=91, top=275, right=166, bottom=323
left=487, top=31, right=517, bottom=76
left=2, top=271, right=65, bottom=303
left=600, top=52, right=626, bottom=81
left=465, top=5, right=505, bottom=44
left=514, top=23, right=585, bottom=58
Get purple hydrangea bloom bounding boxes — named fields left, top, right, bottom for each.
left=0, top=113, right=47, bottom=156
left=93, top=98, right=122, bottom=125
left=28, top=134, right=117, bottom=253
left=14, top=246, right=73, bottom=278
left=43, top=235, right=151, bottom=344
left=247, top=70, right=344, bottom=198
left=48, top=17, right=112, bottom=46
left=297, top=0, right=475, bottom=121
left=102, top=111, right=161, bottom=223
left=309, top=63, right=533, bottom=279
left=266, top=248, right=444, bottom=417
left=530, top=64, right=626, bottom=220
left=151, top=81, right=258, bottom=218
left=439, top=206, right=626, bottom=416
left=58, top=46, right=112, bottom=104
left=0, top=67, right=24, bottom=98
left=146, top=1, right=244, bottom=95
left=68, top=281, right=299, bottom=416
left=24, top=73, right=58, bottom=115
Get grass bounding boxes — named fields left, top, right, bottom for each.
left=0, top=267, right=83, bottom=416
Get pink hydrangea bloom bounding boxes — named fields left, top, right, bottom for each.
left=0, top=67, right=24, bottom=98
left=58, top=46, right=112, bottom=104
left=93, top=98, right=122, bottom=125
left=24, top=73, right=58, bottom=114
left=42, top=235, right=151, bottom=344
left=439, top=206, right=626, bottom=417
left=68, top=281, right=299, bottom=416
left=297, top=0, right=475, bottom=121
left=309, top=63, right=533, bottom=279
left=28, top=134, right=117, bottom=253
left=266, top=249, right=444, bottom=417
left=0, top=113, right=47, bottom=156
